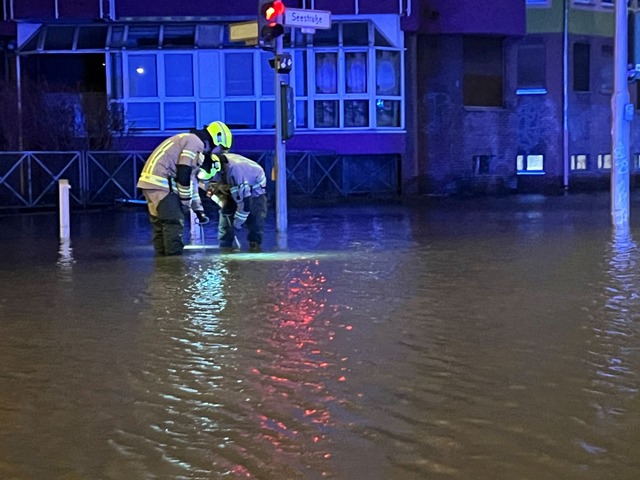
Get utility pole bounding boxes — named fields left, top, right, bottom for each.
left=611, top=0, right=632, bottom=230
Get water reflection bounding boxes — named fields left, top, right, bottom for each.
left=56, top=239, right=74, bottom=279
left=582, top=229, right=640, bottom=458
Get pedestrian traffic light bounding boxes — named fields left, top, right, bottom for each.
left=258, top=0, right=285, bottom=49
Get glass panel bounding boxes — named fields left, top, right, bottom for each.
left=163, top=25, right=195, bottom=47
left=125, top=25, right=160, bottom=48
left=517, top=155, right=524, bottom=171
left=110, top=52, right=123, bottom=99
left=527, top=155, right=544, bottom=171
left=197, top=25, right=223, bottom=48
left=109, top=26, right=126, bottom=49
left=44, top=26, right=76, bottom=50
left=376, top=50, right=400, bottom=96
left=164, top=102, right=196, bottom=129
left=376, top=99, right=400, bottom=127
left=463, top=36, right=503, bottom=107
left=198, top=52, right=221, bottom=98
left=165, top=54, right=194, bottom=97
left=573, top=43, right=590, bottom=92
left=128, top=55, right=157, bottom=97
left=374, top=26, right=393, bottom=47
left=312, top=24, right=339, bottom=46
left=200, top=102, right=222, bottom=125
left=296, top=101, right=308, bottom=128
left=77, top=26, right=108, bottom=50
left=224, top=101, right=256, bottom=129
left=314, top=100, right=338, bottom=128
left=344, top=100, right=369, bottom=127
left=343, top=23, right=369, bottom=46
left=225, top=53, right=254, bottom=96
left=315, top=52, right=337, bottom=94
left=127, top=103, right=160, bottom=129
left=571, top=154, right=588, bottom=170
left=517, top=43, right=546, bottom=89
left=260, top=101, right=275, bottom=128
left=599, top=45, right=613, bottom=93
left=261, top=52, right=275, bottom=96
left=345, top=52, right=367, bottom=94
left=294, top=51, right=307, bottom=96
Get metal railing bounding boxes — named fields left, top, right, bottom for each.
left=0, top=150, right=399, bottom=210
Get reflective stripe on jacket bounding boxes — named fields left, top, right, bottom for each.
left=137, top=133, right=205, bottom=193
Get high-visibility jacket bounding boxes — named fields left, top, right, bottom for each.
left=221, top=153, right=267, bottom=227
left=137, top=133, right=205, bottom=210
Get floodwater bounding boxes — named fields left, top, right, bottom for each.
left=1, top=194, right=640, bottom=480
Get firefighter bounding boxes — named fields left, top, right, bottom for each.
left=137, top=121, right=233, bottom=256
left=200, top=153, right=268, bottom=252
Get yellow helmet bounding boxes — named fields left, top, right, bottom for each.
left=206, top=121, right=232, bottom=150
left=197, top=154, right=222, bottom=181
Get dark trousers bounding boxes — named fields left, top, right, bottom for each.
left=149, top=193, right=185, bottom=256
left=218, top=194, right=268, bottom=248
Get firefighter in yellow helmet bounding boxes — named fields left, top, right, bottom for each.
left=199, top=151, right=268, bottom=253
left=137, top=121, right=233, bottom=256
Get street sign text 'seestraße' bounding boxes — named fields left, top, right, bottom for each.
left=284, top=8, right=331, bottom=30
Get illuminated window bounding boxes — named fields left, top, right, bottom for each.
left=517, top=154, right=545, bottom=173
left=571, top=154, right=588, bottom=170
left=598, top=154, right=612, bottom=169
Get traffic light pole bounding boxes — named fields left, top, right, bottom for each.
left=274, top=34, right=288, bottom=234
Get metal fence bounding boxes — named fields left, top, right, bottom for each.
left=0, top=150, right=399, bottom=210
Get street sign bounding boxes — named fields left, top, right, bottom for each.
left=229, top=21, right=258, bottom=42
left=284, top=8, right=331, bottom=30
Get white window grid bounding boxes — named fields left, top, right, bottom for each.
left=108, top=21, right=404, bottom=134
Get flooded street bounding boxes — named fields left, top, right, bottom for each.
left=1, top=194, right=640, bottom=479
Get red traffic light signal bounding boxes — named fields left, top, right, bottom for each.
left=265, top=1, right=285, bottom=21
left=258, top=0, right=286, bottom=48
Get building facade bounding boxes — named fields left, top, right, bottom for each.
left=15, top=1, right=632, bottom=197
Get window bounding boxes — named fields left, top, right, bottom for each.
left=128, top=55, right=157, bottom=97
left=599, top=45, right=613, bottom=94
left=517, top=154, right=545, bottom=173
left=573, top=43, right=590, bottom=92
left=473, top=155, right=494, bottom=175
left=571, top=154, right=588, bottom=170
left=111, top=20, right=403, bottom=132
left=463, top=36, right=503, bottom=107
left=376, top=50, right=401, bottom=126
left=598, top=154, right=612, bottom=169
left=517, top=42, right=546, bottom=93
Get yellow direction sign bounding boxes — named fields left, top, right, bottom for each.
left=229, top=21, right=258, bottom=42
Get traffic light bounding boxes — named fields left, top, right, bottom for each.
left=258, top=0, right=285, bottom=49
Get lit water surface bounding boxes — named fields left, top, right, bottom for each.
left=1, top=195, right=640, bottom=479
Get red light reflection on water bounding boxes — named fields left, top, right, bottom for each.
left=246, top=260, right=353, bottom=476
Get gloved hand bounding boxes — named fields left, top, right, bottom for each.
left=195, top=210, right=209, bottom=225
left=233, top=217, right=245, bottom=230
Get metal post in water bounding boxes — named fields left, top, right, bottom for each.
left=611, top=0, right=632, bottom=229
left=190, top=210, right=202, bottom=244
left=58, top=179, right=71, bottom=239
